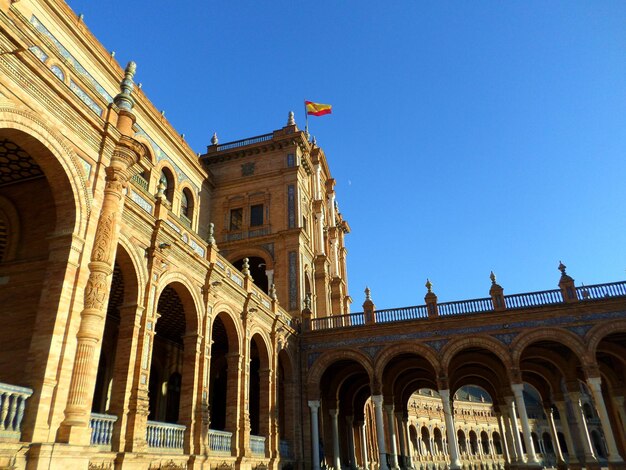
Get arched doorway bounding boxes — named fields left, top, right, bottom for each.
left=249, top=333, right=270, bottom=457
left=233, top=256, right=269, bottom=293
left=277, top=349, right=295, bottom=460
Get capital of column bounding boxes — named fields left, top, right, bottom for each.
left=586, top=376, right=602, bottom=392
left=510, top=382, right=524, bottom=395
left=372, top=395, right=384, bottom=406
left=329, top=408, right=339, bottom=418
left=308, top=400, right=320, bottom=412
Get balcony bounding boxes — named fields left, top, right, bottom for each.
left=208, top=429, right=232, bottom=454
left=90, top=413, right=118, bottom=446
left=146, top=420, right=186, bottom=450
left=0, top=382, right=33, bottom=441
left=250, top=434, right=266, bottom=456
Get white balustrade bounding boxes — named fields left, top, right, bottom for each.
left=146, top=420, right=186, bottom=449
left=90, top=413, right=118, bottom=446
left=0, top=382, right=33, bottom=440
left=250, top=434, right=266, bottom=455
left=208, top=428, right=232, bottom=454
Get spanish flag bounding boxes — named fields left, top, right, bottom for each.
left=305, top=101, right=332, bottom=116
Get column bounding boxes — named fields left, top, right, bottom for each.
left=372, top=395, right=390, bottom=470
left=346, top=416, right=357, bottom=470
left=385, top=404, right=400, bottom=469
left=439, top=390, right=462, bottom=469
left=545, top=407, right=565, bottom=465
left=497, top=409, right=513, bottom=463
left=58, top=137, right=141, bottom=444
left=395, top=412, right=406, bottom=467
left=511, top=384, right=540, bottom=464
left=329, top=409, right=342, bottom=470
left=587, top=377, right=624, bottom=463
left=360, top=421, right=369, bottom=469
left=613, top=396, right=626, bottom=434
left=506, top=396, right=526, bottom=463
left=568, top=391, right=597, bottom=463
left=554, top=400, right=579, bottom=465
left=309, top=401, right=321, bottom=470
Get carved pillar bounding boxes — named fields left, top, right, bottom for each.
left=587, top=377, right=624, bottom=463
left=511, top=383, right=540, bottom=464
left=58, top=138, right=140, bottom=444
left=439, top=389, right=462, bottom=469
left=308, top=400, right=321, bottom=470
left=372, top=395, right=390, bottom=470
left=554, top=400, right=579, bottom=465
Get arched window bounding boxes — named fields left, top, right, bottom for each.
left=180, top=187, right=194, bottom=223
left=159, top=168, right=174, bottom=203
left=50, top=65, right=65, bottom=81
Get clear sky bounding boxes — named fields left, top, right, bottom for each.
left=67, top=1, right=626, bottom=309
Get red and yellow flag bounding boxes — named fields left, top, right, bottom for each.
left=305, top=101, right=332, bottom=116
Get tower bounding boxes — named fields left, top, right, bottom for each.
left=201, top=113, right=351, bottom=318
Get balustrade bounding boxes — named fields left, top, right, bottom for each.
left=0, top=382, right=33, bottom=440
left=90, top=413, right=118, bottom=446
left=208, top=429, right=232, bottom=454
left=250, top=434, right=266, bottom=455
left=146, top=420, right=186, bottom=449
left=279, top=439, right=292, bottom=458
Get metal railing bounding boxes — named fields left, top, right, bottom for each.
left=250, top=434, right=266, bottom=455
left=90, top=413, right=118, bottom=446
left=146, top=420, right=186, bottom=449
left=214, top=133, right=273, bottom=152
left=0, top=383, right=33, bottom=440
left=208, top=429, right=232, bottom=454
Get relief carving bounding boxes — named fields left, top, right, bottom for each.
left=92, top=213, right=115, bottom=262
left=84, top=271, right=109, bottom=310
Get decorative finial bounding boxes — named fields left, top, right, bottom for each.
left=78, top=13, right=84, bottom=21
left=558, top=261, right=567, bottom=275
left=242, top=258, right=250, bottom=276
left=287, top=111, right=295, bottom=126
left=425, top=278, right=433, bottom=293
left=270, top=283, right=277, bottom=301
left=490, top=271, right=496, bottom=285
left=364, top=286, right=371, bottom=301
left=304, top=293, right=312, bottom=310
left=137, top=82, right=142, bottom=89
left=312, top=136, right=317, bottom=146
left=110, top=51, right=115, bottom=58
left=207, top=222, right=216, bottom=246
left=156, top=178, right=166, bottom=199
left=160, top=110, right=165, bottom=117
left=211, top=132, right=218, bottom=145
left=180, top=133, right=185, bottom=140
left=113, top=61, right=136, bottom=112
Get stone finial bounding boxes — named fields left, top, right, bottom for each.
left=242, top=258, right=250, bottom=277
left=287, top=111, right=295, bottom=126
left=211, top=132, right=218, bottom=145
left=78, top=13, right=84, bottom=21
left=304, top=293, right=312, bottom=311
left=113, top=61, right=136, bottom=112
left=364, top=286, right=371, bottom=302
left=425, top=278, right=433, bottom=293
left=207, top=222, right=216, bottom=246
left=269, top=283, right=277, bottom=302
left=490, top=271, right=497, bottom=285
left=312, top=136, right=317, bottom=146
left=558, top=261, right=567, bottom=276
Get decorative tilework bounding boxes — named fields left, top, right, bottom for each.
left=492, top=333, right=518, bottom=345
left=69, top=80, right=103, bottom=116
left=425, top=339, right=448, bottom=352
left=28, top=45, right=48, bottom=62
left=261, top=243, right=274, bottom=260
left=287, top=185, right=295, bottom=229
left=288, top=251, right=297, bottom=310
left=30, top=16, right=113, bottom=103
left=80, top=159, right=92, bottom=179
left=130, top=190, right=153, bottom=214
left=50, top=65, right=64, bottom=81
left=188, top=238, right=205, bottom=257
left=165, top=220, right=181, bottom=233
left=360, top=345, right=382, bottom=359
left=307, top=352, right=321, bottom=368
left=566, top=325, right=594, bottom=337
left=215, top=260, right=226, bottom=270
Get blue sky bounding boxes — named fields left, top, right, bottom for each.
left=67, top=1, right=626, bottom=309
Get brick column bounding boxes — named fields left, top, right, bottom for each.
left=180, top=333, right=202, bottom=454
left=259, top=367, right=272, bottom=457
left=58, top=137, right=140, bottom=444
left=226, top=352, right=243, bottom=456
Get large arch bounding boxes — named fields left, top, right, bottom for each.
left=441, top=335, right=513, bottom=374
left=374, top=342, right=441, bottom=385
left=306, top=349, right=373, bottom=399
left=512, top=328, right=590, bottom=369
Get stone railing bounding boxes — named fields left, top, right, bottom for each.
left=90, top=413, right=118, bottom=446
left=250, top=434, right=266, bottom=455
left=0, top=382, right=33, bottom=441
left=279, top=439, right=292, bottom=458
left=306, top=280, right=626, bottom=331
left=210, top=133, right=273, bottom=152
left=208, top=429, right=232, bottom=454
left=146, top=420, right=186, bottom=449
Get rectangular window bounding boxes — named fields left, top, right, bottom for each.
left=250, top=204, right=264, bottom=227
left=230, top=208, right=243, bottom=231
left=287, top=153, right=295, bottom=167
left=287, top=185, right=295, bottom=229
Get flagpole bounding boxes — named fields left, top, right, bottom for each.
left=304, top=100, right=309, bottom=137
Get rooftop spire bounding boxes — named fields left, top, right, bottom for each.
left=113, top=61, right=136, bottom=112
left=287, top=111, right=295, bottom=126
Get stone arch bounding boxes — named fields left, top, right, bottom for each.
left=441, top=335, right=513, bottom=372
left=511, top=328, right=590, bottom=367
left=156, top=272, right=203, bottom=333
left=249, top=329, right=272, bottom=369
left=585, top=320, right=626, bottom=359
left=227, top=246, right=274, bottom=269
left=179, top=183, right=195, bottom=221
left=210, top=302, right=243, bottom=349
left=115, top=234, right=148, bottom=305
left=374, top=342, right=441, bottom=384
left=133, top=134, right=158, bottom=166
left=156, top=161, right=177, bottom=202
left=0, top=106, right=91, bottom=234
left=306, top=349, right=373, bottom=399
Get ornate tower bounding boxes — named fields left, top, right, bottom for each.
left=201, top=113, right=351, bottom=318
